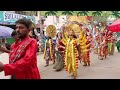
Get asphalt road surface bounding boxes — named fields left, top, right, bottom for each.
left=0, top=47, right=120, bottom=79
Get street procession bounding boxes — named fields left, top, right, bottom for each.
left=0, top=11, right=120, bottom=79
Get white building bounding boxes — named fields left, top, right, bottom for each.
left=5, top=11, right=15, bottom=13
left=44, top=16, right=67, bottom=33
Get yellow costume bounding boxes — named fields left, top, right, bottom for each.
left=43, top=39, right=55, bottom=63
left=62, top=33, right=79, bottom=77
left=61, top=22, right=90, bottom=77
left=79, top=31, right=90, bottom=66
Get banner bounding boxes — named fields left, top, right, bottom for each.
left=0, top=11, right=35, bottom=24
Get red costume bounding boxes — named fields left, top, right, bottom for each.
left=3, top=36, right=40, bottom=79
left=57, top=41, right=65, bottom=52
left=106, top=31, right=115, bottom=55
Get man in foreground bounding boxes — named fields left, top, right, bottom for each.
left=0, top=18, right=40, bottom=79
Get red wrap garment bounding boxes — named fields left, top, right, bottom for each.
left=57, top=41, right=65, bottom=51
left=57, top=40, right=65, bottom=59
left=3, top=36, right=40, bottom=79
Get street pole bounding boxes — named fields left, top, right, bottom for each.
left=39, top=11, right=43, bottom=35
left=38, top=11, right=44, bottom=52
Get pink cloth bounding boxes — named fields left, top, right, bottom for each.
left=108, top=19, right=120, bottom=32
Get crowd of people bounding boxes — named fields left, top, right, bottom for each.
left=0, top=18, right=40, bottom=79
left=43, top=21, right=120, bottom=79
left=0, top=18, right=120, bottom=79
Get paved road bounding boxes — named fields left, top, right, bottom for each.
left=0, top=53, right=11, bottom=79
left=1, top=47, right=120, bottom=79
left=39, top=47, right=120, bottom=79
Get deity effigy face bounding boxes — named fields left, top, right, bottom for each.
left=69, top=29, right=74, bottom=36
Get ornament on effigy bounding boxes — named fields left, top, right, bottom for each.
left=81, top=49, right=89, bottom=53
left=80, top=34, right=87, bottom=43
left=66, top=23, right=80, bottom=34
left=80, top=39, right=87, bottom=46
left=79, top=30, right=83, bottom=40
left=80, top=42, right=90, bottom=49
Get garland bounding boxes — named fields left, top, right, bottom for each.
left=43, top=39, right=54, bottom=63
left=64, top=39, right=79, bottom=72
left=73, top=39, right=79, bottom=68
left=49, top=39, right=54, bottom=63
left=79, top=33, right=90, bottom=62
left=43, top=40, right=47, bottom=59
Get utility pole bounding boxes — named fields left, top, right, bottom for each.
left=38, top=11, right=43, bottom=33
left=38, top=11, right=45, bottom=52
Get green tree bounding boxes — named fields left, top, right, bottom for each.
left=77, top=11, right=89, bottom=16
left=111, top=11, right=120, bottom=18
left=45, top=11, right=58, bottom=16
left=62, top=11, right=74, bottom=15
left=92, top=11, right=102, bottom=16
left=102, top=11, right=110, bottom=17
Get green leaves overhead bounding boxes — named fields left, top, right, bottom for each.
left=62, top=11, right=74, bottom=15
left=92, top=11, right=102, bottom=16
left=45, top=11, right=58, bottom=16
left=111, top=11, right=120, bottom=18
left=77, top=11, right=89, bottom=16
left=41, top=11, right=120, bottom=17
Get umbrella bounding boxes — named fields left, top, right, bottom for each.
left=108, top=18, right=120, bottom=32
left=0, top=26, right=14, bottom=39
